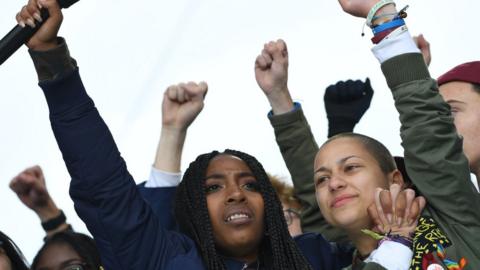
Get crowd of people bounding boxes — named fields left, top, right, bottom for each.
left=1, top=0, right=479, bottom=269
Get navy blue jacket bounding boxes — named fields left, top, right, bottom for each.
left=40, top=68, right=351, bottom=269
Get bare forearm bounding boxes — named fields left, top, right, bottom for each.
left=267, top=87, right=295, bottom=115
left=153, top=127, right=187, bottom=173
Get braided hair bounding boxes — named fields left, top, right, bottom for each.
left=174, top=149, right=312, bottom=270
left=31, top=231, right=102, bottom=270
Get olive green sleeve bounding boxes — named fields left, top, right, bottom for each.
left=269, top=107, right=349, bottom=243
left=382, top=53, right=480, bottom=225
left=381, top=53, right=480, bottom=265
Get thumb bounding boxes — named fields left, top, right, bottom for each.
left=198, top=81, right=208, bottom=99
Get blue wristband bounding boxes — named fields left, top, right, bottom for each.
left=372, top=18, right=405, bottom=35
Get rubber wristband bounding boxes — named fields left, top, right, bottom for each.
left=41, top=210, right=67, bottom=231
left=366, top=0, right=395, bottom=27
left=372, top=18, right=405, bottom=34
left=383, top=25, right=408, bottom=41
left=371, top=26, right=399, bottom=44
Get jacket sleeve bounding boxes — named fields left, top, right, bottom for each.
left=269, top=106, right=349, bottom=242
left=381, top=53, right=480, bottom=259
left=137, top=184, right=178, bottom=231
left=39, top=68, right=197, bottom=269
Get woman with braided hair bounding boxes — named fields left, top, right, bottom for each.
left=174, top=149, right=314, bottom=269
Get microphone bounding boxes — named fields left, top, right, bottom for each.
left=0, top=0, right=79, bottom=66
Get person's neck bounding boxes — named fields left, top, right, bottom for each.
left=348, top=229, right=378, bottom=259
left=222, top=248, right=259, bottom=265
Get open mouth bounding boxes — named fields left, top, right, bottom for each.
left=224, top=212, right=252, bottom=225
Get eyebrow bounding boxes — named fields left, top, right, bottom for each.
left=205, top=171, right=255, bottom=181
left=314, top=155, right=360, bottom=174
left=446, top=99, right=467, bottom=105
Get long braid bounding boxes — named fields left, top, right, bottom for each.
left=175, top=151, right=225, bottom=269
left=174, top=149, right=312, bottom=270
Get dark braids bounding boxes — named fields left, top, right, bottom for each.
left=174, top=149, right=313, bottom=270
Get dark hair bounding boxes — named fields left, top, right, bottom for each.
left=323, top=133, right=397, bottom=174
left=0, top=230, right=29, bottom=270
left=473, top=83, right=480, bottom=94
left=31, top=232, right=101, bottom=270
left=174, top=149, right=312, bottom=270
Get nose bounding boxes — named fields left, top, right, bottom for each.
left=328, top=175, right=346, bottom=192
left=225, top=184, right=246, bottom=204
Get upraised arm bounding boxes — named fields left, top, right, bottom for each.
left=18, top=0, right=201, bottom=268
left=254, top=39, right=349, bottom=242
left=338, top=0, right=480, bottom=266
left=152, top=82, right=207, bottom=174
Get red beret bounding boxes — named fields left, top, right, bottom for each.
left=437, top=61, right=480, bottom=86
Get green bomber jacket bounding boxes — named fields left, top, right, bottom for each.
left=268, top=53, right=480, bottom=269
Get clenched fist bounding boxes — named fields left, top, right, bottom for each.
left=162, top=82, right=208, bottom=132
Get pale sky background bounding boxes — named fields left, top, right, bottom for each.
left=0, top=0, right=478, bottom=262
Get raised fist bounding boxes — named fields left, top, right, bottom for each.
left=255, top=39, right=289, bottom=97
left=324, top=78, right=374, bottom=137
left=10, top=165, right=51, bottom=211
left=162, top=82, right=208, bottom=132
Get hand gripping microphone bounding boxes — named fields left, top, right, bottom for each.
left=0, top=0, right=79, bottom=66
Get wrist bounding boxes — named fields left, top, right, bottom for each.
left=154, top=128, right=186, bottom=172
left=160, top=125, right=188, bottom=137
left=29, top=38, right=59, bottom=52
left=41, top=210, right=67, bottom=232
left=35, top=200, right=60, bottom=222
left=266, top=87, right=294, bottom=115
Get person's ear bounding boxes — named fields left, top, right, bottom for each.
left=390, top=169, right=405, bottom=188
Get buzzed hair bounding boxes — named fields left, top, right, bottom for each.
left=322, top=133, right=397, bottom=174
left=472, top=83, right=480, bottom=94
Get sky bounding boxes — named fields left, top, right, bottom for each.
left=1, top=0, right=479, bottom=262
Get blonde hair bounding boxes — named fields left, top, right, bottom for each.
left=268, top=174, right=302, bottom=211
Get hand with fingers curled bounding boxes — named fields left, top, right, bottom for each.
left=162, top=81, right=208, bottom=132
left=324, top=78, right=374, bottom=138
left=10, top=165, right=60, bottom=222
left=16, top=0, right=63, bottom=51
left=255, top=39, right=289, bottom=96
left=367, top=183, right=426, bottom=240
left=255, top=39, right=294, bottom=115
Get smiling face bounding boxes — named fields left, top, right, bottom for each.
left=314, top=137, right=397, bottom=232
left=439, top=81, right=480, bottom=174
left=205, top=154, right=265, bottom=262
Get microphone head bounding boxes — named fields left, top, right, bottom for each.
left=58, top=0, right=79, bottom=9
